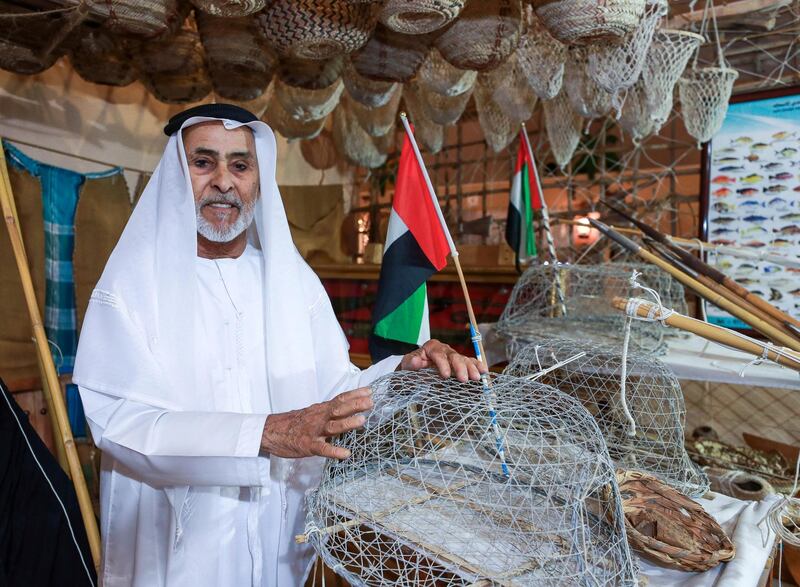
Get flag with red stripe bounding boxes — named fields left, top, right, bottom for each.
left=506, top=132, right=543, bottom=266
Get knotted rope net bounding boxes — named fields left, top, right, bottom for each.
left=333, top=101, right=389, bottom=167
left=479, top=52, right=538, bottom=124
left=516, top=8, right=567, bottom=100
left=542, top=90, right=583, bottom=170
left=342, top=62, right=400, bottom=107
left=416, top=48, right=477, bottom=97
left=473, top=79, right=517, bottom=153
left=263, top=92, right=328, bottom=140
left=618, top=80, right=656, bottom=142
left=277, top=55, right=344, bottom=90
left=505, top=339, right=710, bottom=497
left=275, top=78, right=344, bottom=122
left=678, top=67, right=739, bottom=146
left=411, top=80, right=473, bottom=126
left=403, top=87, right=446, bottom=153
left=563, top=47, right=616, bottom=119
left=304, top=369, right=638, bottom=586
left=348, top=89, right=402, bottom=136
left=586, top=0, right=667, bottom=95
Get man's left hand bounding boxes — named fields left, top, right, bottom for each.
left=398, top=339, right=486, bottom=382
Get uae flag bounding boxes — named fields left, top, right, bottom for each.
left=369, top=130, right=450, bottom=362
left=506, top=134, right=542, bottom=266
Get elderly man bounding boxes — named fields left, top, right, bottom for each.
left=73, top=104, right=483, bottom=587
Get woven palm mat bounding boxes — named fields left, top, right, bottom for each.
left=616, top=470, right=735, bottom=572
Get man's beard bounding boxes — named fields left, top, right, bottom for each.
left=195, top=191, right=256, bottom=243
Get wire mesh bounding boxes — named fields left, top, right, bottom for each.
left=305, top=370, right=638, bottom=586
left=504, top=338, right=710, bottom=497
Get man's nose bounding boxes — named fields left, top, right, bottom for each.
left=211, top=165, right=234, bottom=193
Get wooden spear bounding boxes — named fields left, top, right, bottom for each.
left=589, top=219, right=800, bottom=353
left=612, top=296, right=800, bottom=373
left=0, top=145, right=101, bottom=568
left=601, top=201, right=800, bottom=334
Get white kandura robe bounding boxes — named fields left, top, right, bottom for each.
left=79, top=245, right=401, bottom=587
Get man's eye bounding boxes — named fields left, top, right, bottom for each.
left=194, top=159, right=209, bottom=168
left=235, top=163, right=249, bottom=172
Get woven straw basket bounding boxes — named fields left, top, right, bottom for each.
left=347, top=89, right=402, bottom=136
left=333, top=102, right=388, bottom=167
left=133, top=27, right=206, bottom=75
left=143, top=70, right=212, bottom=104
left=532, top=0, right=646, bottom=45
left=617, top=470, right=735, bottom=572
left=0, top=39, right=58, bottom=75
left=417, top=48, right=477, bottom=96
left=263, top=94, right=328, bottom=140
left=257, top=0, right=378, bottom=60
left=190, top=0, right=265, bottom=17
left=379, top=0, right=465, bottom=35
left=351, top=24, right=432, bottom=82
left=278, top=56, right=344, bottom=90
left=342, top=62, right=399, bottom=107
left=411, top=80, right=472, bottom=126
left=70, top=28, right=136, bottom=87
left=91, top=0, right=187, bottom=39
left=275, top=78, right=344, bottom=123
left=435, top=0, right=522, bottom=72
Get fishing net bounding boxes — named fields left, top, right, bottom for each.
left=641, top=29, right=704, bottom=132
left=496, top=263, right=688, bottom=354
left=373, top=129, right=396, bottom=155
left=542, top=90, right=582, bottom=170
left=69, top=27, right=137, bottom=87
left=277, top=55, right=344, bottom=90
left=190, top=0, right=265, bottom=17
left=416, top=48, right=477, bottom=97
left=504, top=339, right=710, bottom=497
left=516, top=8, right=567, bottom=100
left=304, top=369, right=638, bottom=586
left=333, top=102, right=389, bottom=167
left=618, top=80, right=656, bottom=142
left=563, top=47, right=616, bottom=119
left=263, top=93, right=328, bottom=140
left=532, top=0, right=645, bottom=45
left=480, top=52, right=538, bottom=124
left=434, top=0, right=523, bottom=72
left=348, top=89, right=402, bottom=136
left=677, top=67, right=739, bottom=145
left=586, top=0, right=667, bottom=95
left=351, top=24, right=432, bottom=83
left=275, top=78, right=344, bottom=122
left=403, top=87, right=446, bottom=154
left=378, top=0, right=465, bottom=34
left=342, top=62, right=399, bottom=107
left=473, top=80, right=517, bottom=153
left=411, top=81, right=473, bottom=126
left=256, top=0, right=378, bottom=60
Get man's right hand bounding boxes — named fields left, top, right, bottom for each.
left=259, top=387, right=373, bottom=460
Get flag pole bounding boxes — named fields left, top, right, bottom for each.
left=520, top=123, right=567, bottom=317
left=399, top=113, right=509, bottom=477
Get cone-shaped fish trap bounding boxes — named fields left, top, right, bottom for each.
left=678, top=67, right=738, bottom=145
left=516, top=8, right=567, bottom=100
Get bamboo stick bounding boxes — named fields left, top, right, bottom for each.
left=0, top=145, right=101, bottom=568
left=612, top=297, right=800, bottom=373
left=589, top=219, right=800, bottom=353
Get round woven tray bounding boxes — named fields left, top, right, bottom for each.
left=532, top=0, right=645, bottom=45
left=300, top=129, right=339, bottom=170
left=379, top=0, right=465, bottom=35
left=342, top=62, right=399, bottom=107
left=351, top=24, right=432, bottom=82
left=278, top=55, right=344, bottom=90
left=435, top=0, right=522, bottom=72
left=190, top=0, right=266, bottom=17
left=69, top=28, right=137, bottom=87
left=257, top=0, right=378, bottom=60
left=616, top=470, right=735, bottom=572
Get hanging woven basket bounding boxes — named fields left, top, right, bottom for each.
left=532, top=0, right=646, bottom=45
left=479, top=52, right=537, bottom=123
left=275, top=78, right=344, bottom=122
left=347, top=90, right=402, bottom=136
left=0, top=38, right=59, bottom=75
left=262, top=93, right=328, bottom=140
left=300, top=129, right=339, bottom=170
left=435, top=0, right=522, bottom=72
left=92, top=0, right=187, bottom=40
left=0, top=4, right=69, bottom=75
left=373, top=129, right=396, bottom=154
left=197, top=14, right=276, bottom=101
left=402, top=86, right=445, bottom=153
left=143, top=69, right=213, bottom=104
left=617, top=470, right=735, bottom=572
left=190, top=0, right=266, bottom=17
left=333, top=102, right=388, bottom=167
left=351, top=24, right=432, bottom=82
left=473, top=80, right=516, bottom=153
left=257, top=0, right=378, bottom=61
left=516, top=7, right=566, bottom=100
left=342, top=62, right=400, bottom=107
left=543, top=89, right=582, bottom=169
left=563, top=47, right=615, bottom=119
left=133, top=27, right=206, bottom=75
left=678, top=67, right=738, bottom=145
left=379, top=0, right=465, bottom=35
left=618, top=80, right=655, bottom=142
left=277, top=55, right=344, bottom=90
left=69, top=27, right=137, bottom=87
left=417, top=48, right=477, bottom=97
left=411, top=80, right=472, bottom=126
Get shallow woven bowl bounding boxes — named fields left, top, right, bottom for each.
left=435, top=0, right=522, bottom=71
left=532, top=0, right=645, bottom=45
left=617, top=470, right=735, bottom=572
left=351, top=24, right=432, bottom=82
left=257, top=0, right=378, bottom=60
left=379, top=0, right=465, bottom=35
left=190, top=0, right=266, bottom=17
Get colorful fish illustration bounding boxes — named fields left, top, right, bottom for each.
left=712, top=175, right=736, bottom=184
left=714, top=157, right=739, bottom=164
left=713, top=202, right=735, bottom=213
left=743, top=240, right=767, bottom=247
left=718, top=260, right=734, bottom=270
left=712, top=238, right=736, bottom=245
left=736, top=278, right=759, bottom=286
left=733, top=137, right=753, bottom=144
left=713, top=187, right=732, bottom=197
left=737, top=263, right=757, bottom=274
left=720, top=165, right=745, bottom=172
left=751, top=142, right=769, bottom=151
left=764, top=185, right=788, bottom=193
left=791, top=289, right=800, bottom=297
left=779, top=147, right=798, bottom=158
left=761, top=162, right=784, bottom=170
left=772, top=131, right=794, bottom=141
left=712, top=227, right=736, bottom=235
left=719, top=147, right=737, bottom=153
left=743, top=215, right=769, bottom=222
left=715, top=216, right=738, bottom=224
left=742, top=174, right=764, bottom=184
left=768, top=197, right=788, bottom=206
left=780, top=212, right=800, bottom=221
left=770, top=288, right=783, bottom=302
left=775, top=225, right=800, bottom=235
left=736, top=188, right=760, bottom=196
left=770, top=172, right=793, bottom=181
left=794, top=186, right=800, bottom=192
left=741, top=226, right=768, bottom=236
left=739, top=200, right=762, bottom=207
left=745, top=154, right=760, bottom=162
left=772, top=238, right=794, bottom=247
left=764, top=265, right=782, bottom=273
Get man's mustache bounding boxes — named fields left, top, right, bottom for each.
left=198, top=192, right=243, bottom=210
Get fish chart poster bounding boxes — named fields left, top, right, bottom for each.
left=702, top=87, right=800, bottom=329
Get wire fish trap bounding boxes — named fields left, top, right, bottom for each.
left=416, top=48, right=477, bottom=97
left=333, top=102, right=389, bottom=167
left=343, top=62, right=400, bottom=107
left=379, top=0, right=465, bottom=34
left=68, top=27, right=136, bottom=87
left=516, top=8, right=567, bottom=100
left=275, top=78, right=344, bottom=123
left=532, top=0, right=645, bottom=45
left=435, top=0, right=523, bottom=72
left=678, top=67, right=738, bottom=146
left=473, top=80, right=517, bottom=154
left=563, top=47, right=616, bottom=119
left=257, top=0, right=378, bottom=60
left=504, top=339, right=710, bottom=497
left=190, top=0, right=265, bottom=17
left=351, top=24, right=433, bottom=83
left=348, top=89, right=403, bottom=136
left=409, top=80, right=473, bottom=126
left=479, top=52, right=538, bottom=124
left=543, top=90, right=582, bottom=170
left=304, top=370, right=638, bottom=586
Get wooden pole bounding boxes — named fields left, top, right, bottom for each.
left=613, top=296, right=800, bottom=373
left=0, top=144, right=101, bottom=568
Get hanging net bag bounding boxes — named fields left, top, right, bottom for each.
left=586, top=0, right=667, bottom=95
left=473, top=80, right=517, bottom=153
left=69, top=27, right=137, bottom=87
left=563, top=47, right=615, bottom=119
left=378, top=0, right=465, bottom=34
left=351, top=25, right=432, bottom=83
left=190, top=0, right=265, bottom=17
left=543, top=90, right=583, bottom=170
left=257, top=0, right=378, bottom=60
left=618, top=80, right=656, bottom=142
left=403, top=88, right=446, bottom=153
left=641, top=29, right=704, bottom=132
left=348, top=89, right=402, bottom=136
left=479, top=52, right=538, bottom=124
left=277, top=55, right=344, bottom=90
left=532, top=0, right=645, bottom=45
left=516, top=7, right=567, bottom=100
left=304, top=370, right=639, bottom=586
left=434, top=0, right=523, bottom=72
left=275, top=78, right=344, bottom=123
left=504, top=339, right=710, bottom=497
left=416, top=48, right=477, bottom=97
left=300, top=130, right=338, bottom=170
left=333, top=102, right=389, bottom=167
left=263, top=93, right=328, bottom=140
left=412, top=81, right=473, bottom=126
left=678, top=67, right=738, bottom=145
left=343, top=62, right=399, bottom=107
